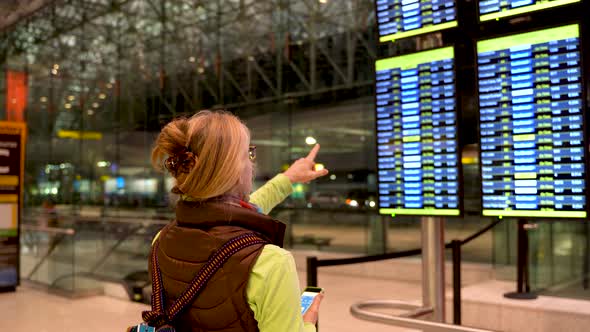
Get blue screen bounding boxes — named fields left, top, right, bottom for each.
left=376, top=0, right=457, bottom=42
left=376, top=47, right=461, bottom=216
left=478, top=25, right=587, bottom=218
left=479, top=0, right=580, bottom=21
left=301, top=293, right=316, bottom=314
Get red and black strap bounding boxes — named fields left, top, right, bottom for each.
left=142, top=233, right=267, bottom=328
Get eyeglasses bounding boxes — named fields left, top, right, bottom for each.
left=249, top=145, right=257, bottom=161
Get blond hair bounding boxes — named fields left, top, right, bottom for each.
left=152, top=110, right=250, bottom=200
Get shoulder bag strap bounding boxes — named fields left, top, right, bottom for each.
left=143, top=232, right=267, bottom=327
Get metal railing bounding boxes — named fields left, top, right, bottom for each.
left=20, top=224, right=78, bottom=292
left=20, top=216, right=166, bottom=297
left=350, top=300, right=495, bottom=332
left=306, top=218, right=504, bottom=331
left=21, top=225, right=76, bottom=280
left=449, top=218, right=503, bottom=324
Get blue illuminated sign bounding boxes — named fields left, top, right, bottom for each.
left=376, top=0, right=458, bottom=43
left=477, top=25, right=587, bottom=218
left=376, top=47, right=461, bottom=216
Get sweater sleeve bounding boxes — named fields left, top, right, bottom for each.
left=246, top=245, right=316, bottom=332
left=249, top=173, right=293, bottom=215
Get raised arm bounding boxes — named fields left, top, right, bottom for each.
left=250, top=144, right=329, bottom=214
left=250, top=174, right=293, bottom=214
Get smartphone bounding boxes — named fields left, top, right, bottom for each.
left=301, top=286, right=324, bottom=314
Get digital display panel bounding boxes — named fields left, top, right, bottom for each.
left=479, top=0, right=580, bottom=22
left=376, top=0, right=458, bottom=43
left=376, top=47, right=461, bottom=216
left=478, top=25, right=587, bottom=218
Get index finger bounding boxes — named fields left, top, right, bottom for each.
left=306, top=144, right=321, bottom=161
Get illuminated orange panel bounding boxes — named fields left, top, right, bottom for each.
left=5, top=71, right=28, bottom=122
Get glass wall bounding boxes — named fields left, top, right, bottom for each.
left=242, top=100, right=376, bottom=253
left=0, top=0, right=381, bottom=253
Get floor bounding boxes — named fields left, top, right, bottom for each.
left=0, top=271, right=421, bottom=332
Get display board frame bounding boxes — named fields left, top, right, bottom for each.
left=375, top=0, right=459, bottom=44
left=0, top=121, right=26, bottom=289
left=478, top=0, right=581, bottom=23
left=475, top=23, right=590, bottom=220
left=375, top=46, right=464, bottom=217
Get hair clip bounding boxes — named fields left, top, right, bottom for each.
left=165, top=147, right=196, bottom=176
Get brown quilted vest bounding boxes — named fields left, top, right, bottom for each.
left=154, top=200, right=286, bottom=332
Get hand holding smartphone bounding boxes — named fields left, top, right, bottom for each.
left=301, top=286, right=324, bottom=315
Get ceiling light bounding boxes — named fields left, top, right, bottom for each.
left=346, top=199, right=359, bottom=207
left=197, top=67, right=205, bottom=74
left=68, top=95, right=75, bottom=101
left=99, top=93, right=106, bottom=99
left=64, top=103, right=71, bottom=109
left=53, top=64, right=59, bottom=70
left=92, top=102, right=99, bottom=108
left=305, top=136, right=317, bottom=145
left=40, top=96, right=47, bottom=103
left=189, top=56, right=196, bottom=62
left=106, top=83, right=113, bottom=89
left=51, top=69, right=58, bottom=75
left=87, top=110, right=94, bottom=115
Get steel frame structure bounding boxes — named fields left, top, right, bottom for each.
left=1, top=0, right=377, bottom=121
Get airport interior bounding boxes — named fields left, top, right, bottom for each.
left=1, top=0, right=590, bottom=331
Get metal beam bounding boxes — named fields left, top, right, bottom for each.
left=1, top=0, right=376, bottom=117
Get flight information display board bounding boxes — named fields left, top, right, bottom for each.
left=478, top=24, right=587, bottom=218
left=376, top=47, right=461, bottom=216
left=479, top=0, right=580, bottom=21
left=376, top=0, right=458, bottom=43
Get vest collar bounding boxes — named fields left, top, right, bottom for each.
left=175, top=200, right=285, bottom=247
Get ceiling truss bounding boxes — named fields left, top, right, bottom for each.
left=1, top=0, right=377, bottom=131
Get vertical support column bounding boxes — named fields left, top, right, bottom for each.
left=216, top=0, right=223, bottom=103
left=309, top=1, right=317, bottom=91
left=421, top=216, right=446, bottom=323
left=306, top=256, right=318, bottom=286
left=368, top=214, right=387, bottom=255
left=519, top=219, right=534, bottom=293
left=451, top=239, right=462, bottom=325
left=584, top=222, right=589, bottom=289
left=504, top=219, right=537, bottom=299
left=345, top=0, right=355, bottom=87
left=274, top=0, right=283, bottom=96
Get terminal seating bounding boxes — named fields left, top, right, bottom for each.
left=292, top=234, right=332, bottom=250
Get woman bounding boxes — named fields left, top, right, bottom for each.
left=150, top=110, right=328, bottom=332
